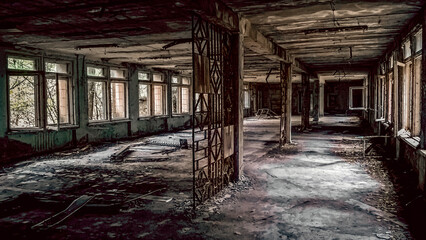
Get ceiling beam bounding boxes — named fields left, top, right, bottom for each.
left=239, top=17, right=311, bottom=74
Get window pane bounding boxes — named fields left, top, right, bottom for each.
left=413, top=57, right=421, bottom=135
left=111, top=82, right=127, bottom=119
left=172, top=86, right=179, bottom=114
left=172, top=76, right=179, bottom=84
left=403, top=41, right=411, bottom=59
left=153, top=85, right=164, bottom=115
left=182, top=77, right=190, bottom=85
left=388, top=73, right=393, bottom=122
left=181, top=87, right=189, bottom=113
left=47, top=76, right=70, bottom=125
left=9, top=76, right=36, bottom=128
left=110, top=69, right=126, bottom=79
left=87, top=66, right=104, bottom=77
left=58, top=77, right=70, bottom=124
left=46, top=62, right=68, bottom=73
left=139, top=84, right=150, bottom=116
left=352, top=89, right=363, bottom=108
left=153, top=74, right=163, bottom=82
left=244, top=91, right=250, bottom=108
left=8, top=57, right=35, bottom=70
left=88, top=81, right=107, bottom=121
left=138, top=72, right=149, bottom=81
left=415, top=31, right=422, bottom=52
left=402, top=63, right=412, bottom=129
left=46, top=77, right=58, bottom=125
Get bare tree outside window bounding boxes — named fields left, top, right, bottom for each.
left=46, top=77, right=58, bottom=125
left=172, top=86, right=179, bottom=114
left=139, top=84, right=150, bottom=116
left=8, top=58, right=35, bottom=70
left=88, top=81, right=107, bottom=121
left=9, top=75, right=36, bottom=128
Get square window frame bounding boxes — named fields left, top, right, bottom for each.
left=45, top=58, right=76, bottom=129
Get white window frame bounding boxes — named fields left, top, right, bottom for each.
left=110, top=68, right=128, bottom=120
left=375, top=76, right=385, bottom=121
left=171, top=76, right=191, bottom=115
left=138, top=71, right=168, bottom=117
left=45, top=60, right=74, bottom=128
left=7, top=55, right=41, bottom=130
left=87, top=65, right=129, bottom=123
left=348, top=86, right=365, bottom=110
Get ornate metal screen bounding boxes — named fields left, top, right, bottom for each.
left=192, top=15, right=236, bottom=206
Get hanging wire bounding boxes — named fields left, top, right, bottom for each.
left=330, top=0, right=340, bottom=27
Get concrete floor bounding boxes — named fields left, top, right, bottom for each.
left=0, top=116, right=412, bottom=239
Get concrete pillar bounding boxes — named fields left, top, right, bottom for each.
left=128, top=64, right=139, bottom=136
left=301, top=73, right=310, bottom=130
left=0, top=49, right=7, bottom=137
left=420, top=7, right=426, bottom=148
left=280, top=62, right=292, bottom=145
left=319, top=77, right=325, bottom=116
left=312, top=78, right=319, bottom=123
left=75, top=55, right=89, bottom=143
left=232, top=32, right=244, bottom=180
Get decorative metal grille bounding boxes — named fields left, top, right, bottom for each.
left=192, top=15, right=236, bottom=206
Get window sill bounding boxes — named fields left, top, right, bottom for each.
left=46, top=124, right=80, bottom=131
left=88, top=119, right=131, bottom=127
left=7, top=128, right=43, bottom=134
left=397, top=130, right=420, bottom=149
left=138, top=115, right=168, bottom=120
left=418, top=149, right=426, bottom=158
left=172, top=113, right=191, bottom=117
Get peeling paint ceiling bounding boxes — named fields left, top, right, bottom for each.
left=0, top=0, right=424, bottom=80
left=225, top=0, right=424, bottom=80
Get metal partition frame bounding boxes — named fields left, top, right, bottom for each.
left=192, top=14, right=236, bottom=207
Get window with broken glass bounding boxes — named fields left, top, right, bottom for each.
left=138, top=71, right=151, bottom=117
left=87, top=66, right=108, bottom=121
left=7, top=56, right=40, bottom=129
left=45, top=61, right=73, bottom=126
left=138, top=72, right=167, bottom=117
left=87, top=66, right=129, bottom=122
left=7, top=56, right=75, bottom=130
left=171, top=76, right=190, bottom=114
left=375, top=76, right=385, bottom=121
left=401, top=29, right=422, bottom=136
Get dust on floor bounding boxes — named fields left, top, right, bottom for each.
left=0, top=116, right=417, bottom=239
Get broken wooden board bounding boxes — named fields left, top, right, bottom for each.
left=125, top=188, right=166, bottom=203
left=128, top=195, right=173, bottom=203
left=32, top=195, right=95, bottom=230
left=111, top=145, right=131, bottom=161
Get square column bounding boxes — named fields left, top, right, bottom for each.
left=301, top=73, right=310, bottom=130
left=280, top=62, right=292, bottom=145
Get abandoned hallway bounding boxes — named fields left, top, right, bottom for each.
left=0, top=116, right=424, bottom=239
left=2, top=0, right=426, bottom=239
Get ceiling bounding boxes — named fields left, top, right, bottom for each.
left=0, top=0, right=424, bottom=81
left=225, top=0, right=424, bottom=72
left=0, top=0, right=193, bottom=73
